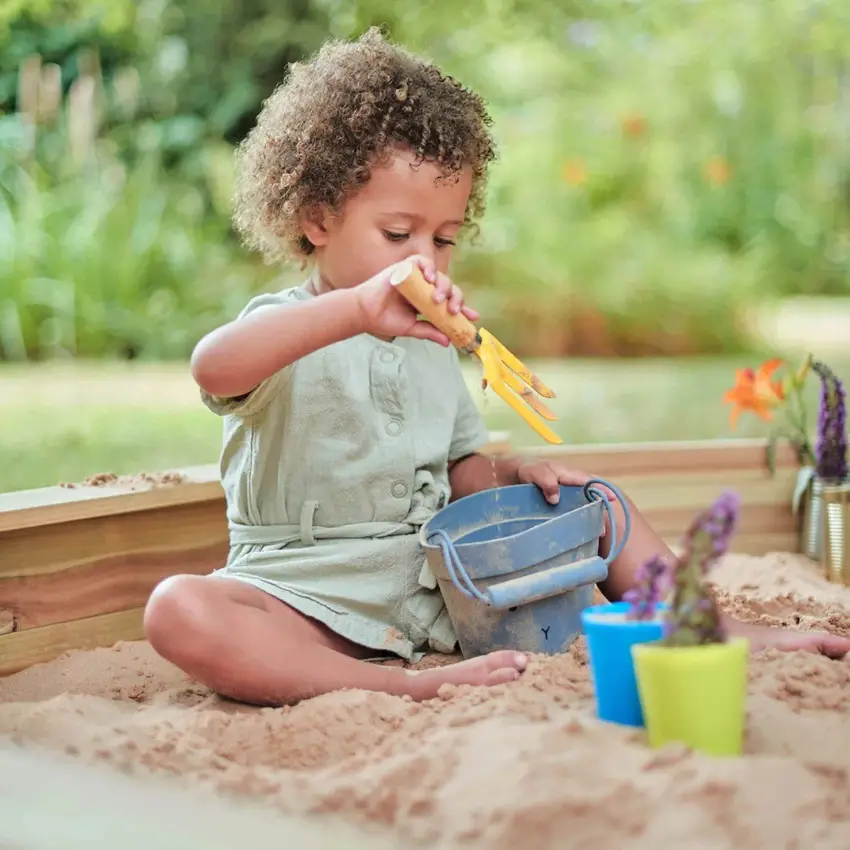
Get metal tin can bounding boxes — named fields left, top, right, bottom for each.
left=820, top=481, right=850, bottom=584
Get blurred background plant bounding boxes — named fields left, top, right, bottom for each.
left=3, top=0, right=850, bottom=489
left=5, top=0, right=850, bottom=362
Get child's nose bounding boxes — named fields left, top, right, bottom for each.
left=411, top=242, right=438, bottom=269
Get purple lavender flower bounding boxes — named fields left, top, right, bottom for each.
left=813, top=360, right=848, bottom=484
left=662, top=490, right=741, bottom=647
left=698, top=489, right=740, bottom=560
left=624, top=554, right=671, bottom=621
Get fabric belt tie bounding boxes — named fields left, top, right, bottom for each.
left=228, top=501, right=418, bottom=547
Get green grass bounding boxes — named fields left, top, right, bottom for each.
left=6, top=355, right=844, bottom=494
left=4, top=405, right=216, bottom=493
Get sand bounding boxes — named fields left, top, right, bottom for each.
left=57, top=470, right=188, bottom=489
left=3, top=551, right=850, bottom=849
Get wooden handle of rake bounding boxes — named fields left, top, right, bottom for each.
left=389, top=261, right=479, bottom=350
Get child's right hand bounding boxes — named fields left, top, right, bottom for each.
left=354, top=255, right=479, bottom=346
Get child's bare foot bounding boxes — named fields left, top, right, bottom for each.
left=401, top=650, right=528, bottom=700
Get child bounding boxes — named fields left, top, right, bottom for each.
left=144, top=29, right=849, bottom=706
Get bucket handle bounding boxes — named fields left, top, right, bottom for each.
left=430, top=528, right=491, bottom=604
left=583, top=478, right=631, bottom=564
left=428, top=477, right=632, bottom=606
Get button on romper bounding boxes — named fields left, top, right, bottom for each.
left=201, top=284, right=491, bottom=662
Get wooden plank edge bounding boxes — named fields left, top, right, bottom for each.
left=0, top=473, right=223, bottom=533
left=0, top=437, right=796, bottom=532
left=0, top=529, right=800, bottom=678
left=664, top=531, right=800, bottom=558
left=0, top=502, right=794, bottom=635
left=0, top=431, right=517, bottom=531
left=0, top=607, right=145, bottom=677
left=522, top=437, right=799, bottom=473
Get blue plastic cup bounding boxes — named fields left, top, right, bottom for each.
left=580, top=601, right=667, bottom=727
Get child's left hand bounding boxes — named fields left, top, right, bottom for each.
left=515, top=460, right=619, bottom=506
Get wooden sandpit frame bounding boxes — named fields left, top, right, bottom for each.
left=0, top=436, right=801, bottom=677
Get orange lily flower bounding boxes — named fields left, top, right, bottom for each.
left=723, top=358, right=786, bottom=427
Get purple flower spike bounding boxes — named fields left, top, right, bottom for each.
left=624, top=554, right=671, bottom=621
left=662, top=490, right=741, bottom=647
left=698, top=489, right=740, bottom=562
left=813, top=360, right=848, bottom=484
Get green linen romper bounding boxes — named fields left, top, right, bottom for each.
left=201, top=283, right=491, bottom=662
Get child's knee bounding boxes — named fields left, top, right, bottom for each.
left=143, top=574, right=215, bottom=658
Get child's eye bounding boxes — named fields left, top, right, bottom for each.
left=435, top=237, right=456, bottom=248
left=383, top=230, right=409, bottom=242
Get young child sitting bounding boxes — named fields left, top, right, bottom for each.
left=144, top=29, right=849, bottom=706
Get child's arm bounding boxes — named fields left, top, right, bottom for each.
left=191, top=288, right=364, bottom=399
left=448, top=454, right=523, bottom=496
left=191, top=255, right=464, bottom=400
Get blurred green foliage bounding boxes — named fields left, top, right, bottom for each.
left=2, top=0, right=850, bottom=360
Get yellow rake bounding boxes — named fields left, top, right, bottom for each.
left=389, top=261, right=562, bottom=445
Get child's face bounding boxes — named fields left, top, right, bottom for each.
left=303, top=146, right=472, bottom=290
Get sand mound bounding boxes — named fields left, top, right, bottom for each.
left=3, top=552, right=850, bottom=849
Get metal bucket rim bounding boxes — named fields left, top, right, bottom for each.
left=419, top=485, right=603, bottom=552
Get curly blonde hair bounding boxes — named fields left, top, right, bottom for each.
left=232, top=28, right=497, bottom=265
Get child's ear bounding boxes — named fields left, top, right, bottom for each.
left=300, top=205, right=331, bottom=247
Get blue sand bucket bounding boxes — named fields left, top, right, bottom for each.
left=580, top=601, right=668, bottom=727
left=420, top=479, right=631, bottom=659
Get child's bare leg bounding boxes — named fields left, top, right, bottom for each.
left=596, top=489, right=676, bottom=602
left=143, top=575, right=526, bottom=705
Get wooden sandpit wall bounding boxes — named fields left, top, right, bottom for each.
left=0, top=437, right=801, bottom=677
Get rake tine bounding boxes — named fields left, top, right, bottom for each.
left=481, top=329, right=556, bottom=399
left=478, top=338, right=563, bottom=445
left=476, top=331, right=557, bottom=419
left=496, top=365, right=559, bottom=421
left=488, top=377, right=564, bottom=445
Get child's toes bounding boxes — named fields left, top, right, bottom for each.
left=483, top=649, right=527, bottom=672
left=485, top=666, right=523, bottom=686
